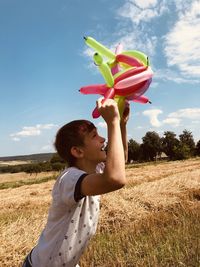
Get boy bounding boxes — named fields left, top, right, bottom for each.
left=22, top=98, right=129, bottom=267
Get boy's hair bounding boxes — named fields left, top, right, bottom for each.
left=54, top=120, right=96, bottom=166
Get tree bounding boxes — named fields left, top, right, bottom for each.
left=173, top=143, right=190, bottom=160
left=50, top=153, right=65, bottom=164
left=179, top=129, right=195, bottom=156
left=162, top=131, right=180, bottom=160
left=141, top=131, right=162, bottom=161
left=50, top=153, right=66, bottom=171
left=24, top=163, right=43, bottom=175
left=52, top=162, right=65, bottom=171
left=128, top=139, right=140, bottom=162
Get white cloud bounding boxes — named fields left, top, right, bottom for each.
left=39, top=124, right=56, bottom=129
left=116, top=0, right=200, bottom=82
left=119, top=0, right=168, bottom=25
left=83, top=47, right=95, bottom=58
left=11, top=127, right=41, bottom=137
left=162, top=117, right=181, bottom=127
left=164, top=1, right=200, bottom=77
left=82, top=0, right=162, bottom=64
left=82, top=0, right=200, bottom=86
left=97, top=122, right=107, bottom=128
left=12, top=137, right=20, bottom=142
left=10, top=124, right=57, bottom=141
left=115, top=33, right=158, bottom=57
left=143, top=107, right=200, bottom=128
left=168, top=108, right=200, bottom=119
left=155, top=68, right=200, bottom=84
left=174, top=0, right=195, bottom=14
left=41, top=144, right=53, bottom=151
left=143, top=109, right=163, bottom=127
left=115, top=0, right=200, bottom=81
left=112, top=34, right=138, bottom=51
left=132, top=0, right=157, bottom=9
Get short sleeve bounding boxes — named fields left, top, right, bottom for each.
left=59, top=168, right=86, bottom=206
left=74, top=173, right=88, bottom=202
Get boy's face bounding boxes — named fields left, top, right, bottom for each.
left=81, top=128, right=106, bottom=163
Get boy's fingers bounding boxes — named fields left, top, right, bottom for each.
left=97, top=98, right=118, bottom=111
left=96, top=97, right=104, bottom=109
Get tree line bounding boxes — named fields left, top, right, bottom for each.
left=0, top=154, right=66, bottom=174
left=0, top=129, right=199, bottom=174
left=128, top=129, right=200, bottom=162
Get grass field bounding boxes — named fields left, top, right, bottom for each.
left=0, top=160, right=33, bottom=166
left=0, top=158, right=200, bottom=267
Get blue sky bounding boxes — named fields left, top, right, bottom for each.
left=0, top=0, right=200, bottom=157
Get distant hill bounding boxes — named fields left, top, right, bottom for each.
left=0, top=153, right=55, bottom=162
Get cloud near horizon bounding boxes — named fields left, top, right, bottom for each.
left=143, top=107, right=200, bottom=128
left=97, top=122, right=107, bottom=128
left=10, top=124, right=57, bottom=141
left=143, top=109, right=163, bottom=127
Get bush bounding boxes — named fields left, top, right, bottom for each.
left=173, top=144, right=190, bottom=160
left=51, top=162, right=65, bottom=171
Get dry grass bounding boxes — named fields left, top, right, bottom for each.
left=0, top=161, right=32, bottom=166
left=0, top=158, right=200, bottom=267
left=0, top=171, right=58, bottom=183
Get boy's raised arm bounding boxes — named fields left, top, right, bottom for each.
left=120, top=101, right=130, bottom=163
left=80, top=99, right=126, bottom=196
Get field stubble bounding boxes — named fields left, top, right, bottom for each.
left=0, top=158, right=200, bottom=267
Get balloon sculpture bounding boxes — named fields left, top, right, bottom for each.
left=80, top=36, right=153, bottom=118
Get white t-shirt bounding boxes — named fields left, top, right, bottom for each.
left=31, top=163, right=104, bottom=267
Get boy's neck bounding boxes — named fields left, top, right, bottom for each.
left=74, top=160, right=97, bottom=174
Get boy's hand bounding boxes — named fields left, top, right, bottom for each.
left=121, top=101, right=130, bottom=125
left=97, top=98, right=120, bottom=124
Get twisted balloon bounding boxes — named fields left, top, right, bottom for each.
left=80, top=36, right=153, bottom=118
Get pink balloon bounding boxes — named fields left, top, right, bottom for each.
left=116, top=54, right=143, bottom=67
left=111, top=43, right=123, bottom=75
left=111, top=64, right=120, bottom=76
left=80, top=84, right=108, bottom=95
left=126, top=78, right=152, bottom=99
left=115, top=81, right=147, bottom=96
left=92, top=88, right=115, bottom=118
left=92, top=107, right=101, bottom=119
left=115, top=67, right=153, bottom=91
left=133, top=95, right=150, bottom=104
left=114, top=66, right=147, bottom=85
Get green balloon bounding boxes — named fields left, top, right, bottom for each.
left=93, top=53, right=114, bottom=87
left=84, top=36, right=116, bottom=61
left=122, top=50, right=149, bottom=66
left=113, top=67, right=133, bottom=80
left=114, top=96, right=126, bottom=118
left=99, top=62, right=114, bottom=88
left=93, top=53, right=103, bottom=65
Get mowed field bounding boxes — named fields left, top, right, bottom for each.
left=0, top=158, right=200, bottom=267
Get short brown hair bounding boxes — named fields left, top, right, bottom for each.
left=54, top=120, right=95, bottom=166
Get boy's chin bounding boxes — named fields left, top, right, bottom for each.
left=97, top=152, right=106, bottom=162
left=101, top=154, right=107, bottom=161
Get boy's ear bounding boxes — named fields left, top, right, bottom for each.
left=70, top=146, right=84, bottom=159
